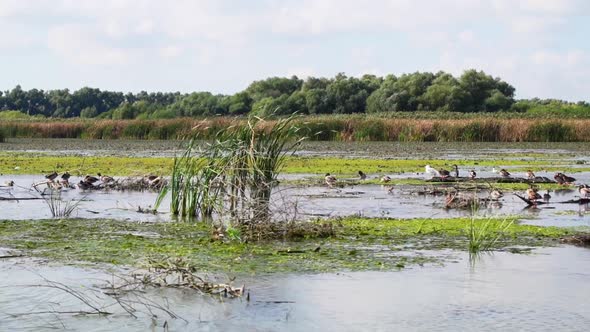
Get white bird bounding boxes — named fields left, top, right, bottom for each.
left=424, top=165, right=441, bottom=177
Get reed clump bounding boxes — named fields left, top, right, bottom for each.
left=158, top=115, right=305, bottom=232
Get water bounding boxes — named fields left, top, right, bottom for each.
left=1, top=175, right=589, bottom=227
left=1, top=246, right=589, bottom=331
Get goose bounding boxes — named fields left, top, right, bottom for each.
left=358, top=170, right=367, bottom=180
left=424, top=165, right=440, bottom=177
left=499, top=169, right=511, bottom=178
left=579, top=185, right=590, bottom=198
left=98, top=173, right=114, bottom=183
left=543, top=190, right=551, bottom=202
left=45, top=172, right=58, bottom=181
left=380, top=175, right=392, bottom=183
left=325, top=173, right=337, bottom=187
left=77, top=180, right=94, bottom=190
left=526, top=188, right=542, bottom=201
left=468, top=170, right=477, bottom=179
left=4, top=180, right=14, bottom=187
left=490, top=189, right=503, bottom=200
left=61, top=172, right=71, bottom=181
left=452, top=164, right=459, bottom=178
left=526, top=170, right=536, bottom=180
left=84, top=175, right=99, bottom=184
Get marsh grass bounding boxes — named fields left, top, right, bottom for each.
left=158, top=115, right=305, bottom=228
left=467, top=217, right=514, bottom=254
left=2, top=115, right=590, bottom=142
left=42, top=191, right=84, bottom=218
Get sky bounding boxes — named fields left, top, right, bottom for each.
left=0, top=0, right=589, bottom=101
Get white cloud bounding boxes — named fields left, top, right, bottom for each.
left=159, top=45, right=183, bottom=58
left=47, top=25, right=131, bottom=65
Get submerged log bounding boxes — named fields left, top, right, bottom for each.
left=427, top=176, right=555, bottom=184
left=514, top=193, right=590, bottom=206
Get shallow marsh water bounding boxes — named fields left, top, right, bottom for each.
left=1, top=175, right=589, bottom=227
left=2, top=139, right=590, bottom=331
left=1, top=246, right=589, bottom=331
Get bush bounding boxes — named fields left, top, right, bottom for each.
left=527, top=122, right=575, bottom=142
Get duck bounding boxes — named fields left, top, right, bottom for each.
left=4, top=180, right=15, bottom=187
left=438, top=168, right=451, bottom=179
left=499, top=169, right=511, bottom=178
left=145, top=174, right=159, bottom=182
left=490, top=189, right=503, bottom=200
left=150, top=176, right=164, bottom=188
left=98, top=173, right=114, bottom=183
left=325, top=173, right=337, bottom=187
left=45, top=172, right=58, bottom=181
left=77, top=180, right=94, bottom=190
left=543, top=190, right=551, bottom=202
left=469, top=170, right=477, bottom=179
left=526, top=170, right=536, bottom=180
left=559, top=173, right=576, bottom=185
left=526, top=188, right=542, bottom=201
left=380, top=175, right=392, bottom=183
left=554, top=173, right=565, bottom=185
left=579, top=185, right=590, bottom=198
left=358, top=170, right=367, bottom=180
left=61, top=172, right=71, bottom=181
left=84, top=175, right=99, bottom=184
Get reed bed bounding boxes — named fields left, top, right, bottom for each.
left=2, top=116, right=590, bottom=142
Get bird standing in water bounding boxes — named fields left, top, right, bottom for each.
left=527, top=188, right=542, bottom=202
left=543, top=190, right=551, bottom=203
left=325, top=173, right=337, bottom=187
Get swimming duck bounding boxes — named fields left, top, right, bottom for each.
left=358, top=170, right=367, bottom=180
left=98, top=173, right=114, bottom=183
left=45, top=172, right=58, bottom=181
left=526, top=188, right=542, bottom=201
left=325, top=173, right=337, bottom=187
left=381, top=175, right=392, bottom=183
left=84, top=175, right=99, bottom=184
left=490, top=189, right=503, bottom=200
left=526, top=170, right=536, bottom=180
left=579, top=185, right=590, bottom=198
left=499, top=169, right=511, bottom=178
left=469, top=170, right=477, bottom=179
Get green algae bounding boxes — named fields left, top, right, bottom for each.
left=0, top=217, right=584, bottom=274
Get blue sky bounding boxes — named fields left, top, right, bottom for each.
left=0, top=0, right=589, bottom=101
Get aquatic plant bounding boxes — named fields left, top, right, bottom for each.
left=42, top=191, right=84, bottom=218
left=158, top=115, right=305, bottom=225
left=467, top=217, right=513, bottom=254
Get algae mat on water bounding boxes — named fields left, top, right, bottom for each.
left=0, top=153, right=585, bottom=176
left=0, top=217, right=583, bottom=274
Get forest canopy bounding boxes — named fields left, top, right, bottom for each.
left=0, top=69, right=588, bottom=119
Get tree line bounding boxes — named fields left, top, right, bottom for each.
left=0, top=69, right=587, bottom=119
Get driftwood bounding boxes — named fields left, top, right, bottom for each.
left=427, top=176, right=555, bottom=184
left=0, top=197, right=43, bottom=201
left=515, top=193, right=590, bottom=206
